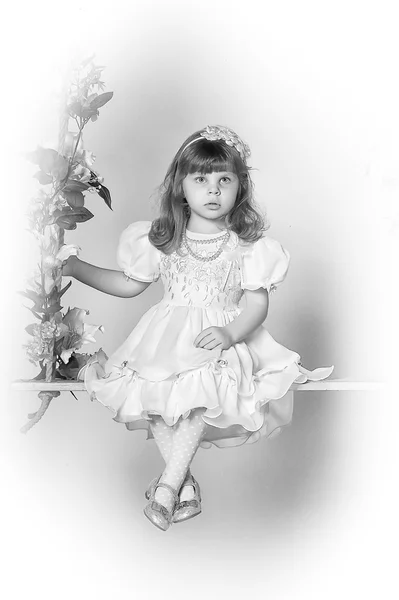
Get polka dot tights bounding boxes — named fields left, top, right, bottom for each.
left=149, top=408, right=208, bottom=512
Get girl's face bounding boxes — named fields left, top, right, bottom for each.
left=182, top=171, right=239, bottom=227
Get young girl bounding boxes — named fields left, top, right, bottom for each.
left=63, top=125, right=334, bottom=531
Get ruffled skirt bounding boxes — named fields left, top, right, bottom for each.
left=83, top=301, right=334, bottom=448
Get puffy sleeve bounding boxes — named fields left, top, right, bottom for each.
left=239, top=235, right=290, bottom=294
left=116, top=221, right=161, bottom=283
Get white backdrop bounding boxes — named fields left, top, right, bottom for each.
left=1, top=1, right=398, bottom=599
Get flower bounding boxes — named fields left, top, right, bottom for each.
left=39, top=235, right=79, bottom=295
left=71, top=163, right=91, bottom=183
left=26, top=338, right=51, bottom=364
left=25, top=321, right=63, bottom=365
left=76, top=348, right=108, bottom=381
left=40, top=321, right=60, bottom=339
left=81, top=150, right=96, bottom=169
left=58, top=308, right=104, bottom=364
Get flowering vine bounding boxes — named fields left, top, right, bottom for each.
left=22, top=57, right=112, bottom=381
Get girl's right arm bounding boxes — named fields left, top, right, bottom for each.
left=63, top=256, right=151, bottom=298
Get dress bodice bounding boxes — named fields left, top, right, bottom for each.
left=159, top=229, right=244, bottom=311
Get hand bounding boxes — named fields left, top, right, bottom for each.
left=194, top=326, right=234, bottom=351
left=62, top=255, right=78, bottom=278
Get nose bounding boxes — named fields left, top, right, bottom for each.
left=207, top=183, right=221, bottom=195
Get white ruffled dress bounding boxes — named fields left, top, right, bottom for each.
left=84, top=221, right=334, bottom=448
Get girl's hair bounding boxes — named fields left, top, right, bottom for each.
left=148, top=129, right=268, bottom=254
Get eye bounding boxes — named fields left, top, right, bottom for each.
left=194, top=176, right=206, bottom=183
left=220, top=176, right=231, bottom=183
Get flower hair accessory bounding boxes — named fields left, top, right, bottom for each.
left=181, top=125, right=251, bottom=162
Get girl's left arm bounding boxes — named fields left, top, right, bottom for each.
left=223, top=288, right=269, bottom=345
left=194, top=288, right=269, bottom=350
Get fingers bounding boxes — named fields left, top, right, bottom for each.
left=203, top=340, right=222, bottom=350
left=194, top=328, right=222, bottom=350
left=193, top=329, right=213, bottom=347
left=195, top=333, right=214, bottom=349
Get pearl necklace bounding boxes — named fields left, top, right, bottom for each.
left=182, top=230, right=230, bottom=262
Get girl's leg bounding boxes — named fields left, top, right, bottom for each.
left=149, top=416, right=174, bottom=464
left=153, top=408, right=208, bottom=512
left=149, top=416, right=196, bottom=501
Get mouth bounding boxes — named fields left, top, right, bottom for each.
left=205, top=202, right=220, bottom=207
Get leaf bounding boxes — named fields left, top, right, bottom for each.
left=97, top=184, right=112, bottom=210
left=57, top=352, right=91, bottom=380
left=55, top=215, right=78, bottom=230
left=45, top=302, right=62, bottom=315
left=34, top=171, right=53, bottom=185
left=88, top=171, right=100, bottom=187
left=51, top=208, right=63, bottom=219
left=67, top=101, right=85, bottom=117
left=89, top=92, right=113, bottom=109
left=55, top=208, right=94, bottom=230
left=81, top=108, right=99, bottom=119
left=87, top=93, right=99, bottom=104
left=19, top=289, right=44, bottom=305
left=63, top=181, right=90, bottom=192
left=24, top=148, right=41, bottom=165
left=54, top=338, right=65, bottom=356
left=51, top=155, right=69, bottom=181
left=38, top=148, right=59, bottom=174
left=54, top=371, right=67, bottom=380
left=47, top=285, right=61, bottom=304
left=33, top=364, right=47, bottom=380
left=64, top=191, right=85, bottom=208
left=24, top=305, right=43, bottom=319
left=59, top=280, right=72, bottom=298
left=70, top=207, right=94, bottom=222
left=25, top=323, right=37, bottom=336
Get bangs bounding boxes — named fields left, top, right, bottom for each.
left=182, top=140, right=242, bottom=175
